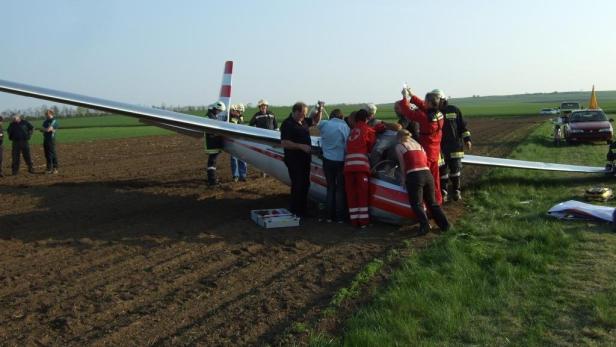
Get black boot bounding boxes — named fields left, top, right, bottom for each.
left=417, top=222, right=430, bottom=236
left=207, top=169, right=218, bottom=186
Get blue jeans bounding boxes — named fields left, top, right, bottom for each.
left=230, top=156, right=247, bottom=178
left=322, top=158, right=346, bottom=221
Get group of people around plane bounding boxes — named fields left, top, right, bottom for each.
left=0, top=109, right=59, bottom=177
left=205, top=87, right=471, bottom=235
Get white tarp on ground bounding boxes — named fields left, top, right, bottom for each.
left=547, top=200, right=615, bottom=222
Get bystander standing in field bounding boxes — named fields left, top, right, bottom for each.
left=317, top=108, right=350, bottom=223
left=229, top=103, right=248, bottom=182
left=0, top=116, right=4, bottom=177
left=41, top=109, right=59, bottom=174
left=395, top=129, right=450, bottom=235
left=7, top=114, right=34, bottom=175
left=439, top=102, right=471, bottom=201
left=205, top=101, right=226, bottom=186
left=280, top=101, right=322, bottom=218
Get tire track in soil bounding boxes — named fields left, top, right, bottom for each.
left=89, top=246, right=329, bottom=346
left=0, top=116, right=543, bottom=346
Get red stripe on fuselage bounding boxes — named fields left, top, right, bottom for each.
left=228, top=139, right=414, bottom=220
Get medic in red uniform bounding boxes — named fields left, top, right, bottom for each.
left=397, top=88, right=448, bottom=204
left=344, top=109, right=376, bottom=228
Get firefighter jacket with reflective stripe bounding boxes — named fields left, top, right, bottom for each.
left=249, top=111, right=277, bottom=130
left=399, top=96, right=444, bottom=162
left=344, top=121, right=376, bottom=173
left=441, top=104, right=471, bottom=158
left=396, top=139, right=429, bottom=174
left=205, top=109, right=223, bottom=154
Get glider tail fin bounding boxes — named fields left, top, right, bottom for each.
left=219, top=60, right=233, bottom=122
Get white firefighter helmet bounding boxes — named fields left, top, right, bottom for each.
left=363, top=103, right=377, bottom=115
left=257, top=99, right=269, bottom=107
left=428, top=89, right=448, bottom=100
left=211, top=101, right=226, bottom=112
left=236, top=103, right=245, bottom=113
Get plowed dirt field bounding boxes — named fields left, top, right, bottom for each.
left=0, top=116, right=542, bottom=346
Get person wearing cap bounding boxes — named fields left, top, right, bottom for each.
left=439, top=102, right=471, bottom=201
left=397, top=88, right=447, bottom=204
left=317, top=108, right=350, bottom=223
left=229, top=104, right=248, bottom=182
left=280, top=101, right=322, bottom=218
left=249, top=99, right=277, bottom=130
left=0, top=116, right=4, bottom=177
left=7, top=114, right=34, bottom=175
left=205, top=101, right=226, bottom=186
left=395, top=129, right=449, bottom=235
left=41, top=109, right=59, bottom=174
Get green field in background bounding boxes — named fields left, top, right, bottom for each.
left=10, top=89, right=616, bottom=144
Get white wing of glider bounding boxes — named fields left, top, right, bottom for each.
left=0, top=77, right=608, bottom=174
left=462, top=155, right=606, bottom=173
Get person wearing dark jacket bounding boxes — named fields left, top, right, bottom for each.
left=439, top=104, right=471, bottom=201
left=249, top=99, right=277, bottom=130
left=7, top=114, right=34, bottom=175
left=0, top=116, right=4, bottom=177
left=205, top=101, right=226, bottom=186
left=41, top=109, right=59, bottom=174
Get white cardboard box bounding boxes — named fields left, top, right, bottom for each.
left=250, top=208, right=300, bottom=228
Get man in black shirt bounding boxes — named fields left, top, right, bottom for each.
left=280, top=102, right=323, bottom=217
left=7, top=114, right=34, bottom=175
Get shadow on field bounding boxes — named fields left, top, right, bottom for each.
left=0, top=179, right=400, bottom=249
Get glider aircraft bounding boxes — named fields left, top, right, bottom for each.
left=0, top=61, right=607, bottom=224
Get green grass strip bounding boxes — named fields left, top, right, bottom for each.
left=317, top=122, right=616, bottom=346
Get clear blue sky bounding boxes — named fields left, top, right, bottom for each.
left=1, top=0, right=615, bottom=111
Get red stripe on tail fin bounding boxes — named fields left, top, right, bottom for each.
left=224, top=61, right=233, bottom=74
left=219, top=85, right=231, bottom=98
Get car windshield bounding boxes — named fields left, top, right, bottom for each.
left=569, top=111, right=607, bottom=123
left=561, top=102, right=580, bottom=109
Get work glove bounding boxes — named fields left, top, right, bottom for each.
left=401, top=88, right=410, bottom=99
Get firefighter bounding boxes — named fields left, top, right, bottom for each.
left=229, top=104, right=248, bottom=182
left=205, top=101, right=226, bottom=186
left=344, top=109, right=376, bottom=228
left=249, top=99, right=277, bottom=130
left=439, top=103, right=471, bottom=201
left=397, top=88, right=447, bottom=204
left=395, top=129, right=449, bottom=235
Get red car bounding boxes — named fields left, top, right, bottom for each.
left=563, top=110, right=613, bottom=144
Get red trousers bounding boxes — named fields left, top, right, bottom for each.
left=344, top=172, right=370, bottom=226
left=428, top=159, right=442, bottom=204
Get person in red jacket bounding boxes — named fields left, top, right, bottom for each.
left=344, top=109, right=375, bottom=228
left=397, top=88, right=447, bottom=203
left=395, top=129, right=450, bottom=235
